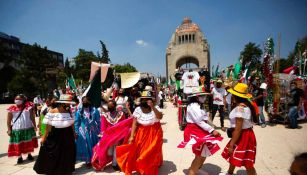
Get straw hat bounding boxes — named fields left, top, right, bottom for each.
left=144, top=85, right=153, bottom=91
left=216, top=79, right=223, bottom=83
left=55, top=94, right=76, bottom=104
left=140, top=91, right=154, bottom=99
left=227, top=83, right=252, bottom=99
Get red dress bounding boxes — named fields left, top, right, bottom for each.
left=221, top=106, right=257, bottom=169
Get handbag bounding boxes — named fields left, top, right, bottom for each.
left=226, top=128, right=234, bottom=138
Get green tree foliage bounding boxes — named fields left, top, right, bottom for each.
left=0, top=42, right=14, bottom=66
left=287, top=35, right=307, bottom=61
left=0, top=43, right=17, bottom=94
left=275, top=58, right=293, bottom=73
left=64, top=57, right=72, bottom=75
left=240, top=42, right=263, bottom=70
left=8, top=43, right=59, bottom=97
left=113, top=63, right=137, bottom=73
left=74, top=49, right=100, bottom=82
left=100, top=40, right=110, bottom=63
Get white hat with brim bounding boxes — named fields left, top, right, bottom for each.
left=55, top=94, right=76, bottom=104
left=188, top=87, right=210, bottom=98
left=188, top=92, right=210, bottom=98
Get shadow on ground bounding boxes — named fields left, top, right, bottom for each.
left=0, top=153, right=7, bottom=159
left=183, top=163, right=222, bottom=175
left=159, top=160, right=177, bottom=175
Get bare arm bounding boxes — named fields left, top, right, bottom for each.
left=125, top=102, right=132, bottom=117
left=147, top=100, right=163, bottom=119
left=229, top=118, right=243, bottom=150
left=29, top=109, right=36, bottom=129
left=152, top=106, right=163, bottom=119
left=128, top=118, right=138, bottom=143
left=7, top=112, right=13, bottom=136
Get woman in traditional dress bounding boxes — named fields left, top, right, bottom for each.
left=91, top=100, right=126, bottom=171
left=219, top=83, right=257, bottom=175
left=74, top=96, right=100, bottom=167
left=7, top=94, right=38, bottom=164
left=34, top=94, right=76, bottom=175
left=115, top=88, right=132, bottom=116
left=38, top=96, right=58, bottom=137
left=180, top=90, right=222, bottom=175
left=116, top=90, right=163, bottom=175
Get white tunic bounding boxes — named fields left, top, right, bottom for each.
left=43, top=112, right=74, bottom=128
left=182, top=71, right=200, bottom=94
left=133, top=106, right=161, bottom=126
left=186, top=103, right=214, bottom=133
left=229, top=106, right=253, bottom=129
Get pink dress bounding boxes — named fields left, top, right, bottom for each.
left=91, top=111, right=130, bottom=171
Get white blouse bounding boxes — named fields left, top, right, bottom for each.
left=43, top=112, right=74, bottom=128
left=229, top=106, right=253, bottom=129
left=133, top=106, right=161, bottom=126
left=186, top=103, right=214, bottom=133
left=7, top=104, right=34, bottom=130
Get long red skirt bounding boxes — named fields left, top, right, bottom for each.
left=222, top=128, right=257, bottom=168
left=116, top=122, right=163, bottom=175
left=178, top=123, right=223, bottom=156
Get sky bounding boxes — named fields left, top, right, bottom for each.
left=1, top=0, right=307, bottom=76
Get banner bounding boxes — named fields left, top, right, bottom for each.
left=89, top=62, right=110, bottom=83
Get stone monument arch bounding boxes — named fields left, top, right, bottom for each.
left=166, top=17, right=210, bottom=80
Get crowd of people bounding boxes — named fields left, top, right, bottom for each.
left=5, top=72, right=307, bottom=175
left=6, top=80, right=166, bottom=175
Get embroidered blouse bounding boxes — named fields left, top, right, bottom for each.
left=133, top=106, right=161, bottom=126
left=43, top=112, right=74, bottom=128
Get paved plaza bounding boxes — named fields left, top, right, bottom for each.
left=0, top=103, right=306, bottom=175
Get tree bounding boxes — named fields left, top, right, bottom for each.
left=64, top=57, right=71, bottom=75
left=100, top=40, right=110, bottom=63
left=74, top=49, right=100, bottom=82
left=0, top=42, right=17, bottom=95
left=8, top=43, right=59, bottom=97
left=287, top=35, right=307, bottom=63
left=113, top=63, right=137, bottom=73
left=240, top=42, right=263, bottom=70
left=274, top=58, right=293, bottom=73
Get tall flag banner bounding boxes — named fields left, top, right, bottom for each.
left=86, top=69, right=102, bottom=108
left=89, top=62, right=110, bottom=83
left=233, top=58, right=242, bottom=80
left=68, top=74, right=77, bottom=92
left=215, top=64, right=220, bottom=78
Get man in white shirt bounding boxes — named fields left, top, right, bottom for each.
left=211, top=80, right=227, bottom=131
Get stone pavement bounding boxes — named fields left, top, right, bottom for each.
left=0, top=103, right=307, bottom=175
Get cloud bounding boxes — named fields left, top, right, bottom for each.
left=135, top=39, right=148, bottom=47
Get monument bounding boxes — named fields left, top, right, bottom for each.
left=166, top=17, right=210, bottom=80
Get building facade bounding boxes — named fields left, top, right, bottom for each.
left=166, top=17, right=210, bottom=80
left=0, top=32, right=64, bottom=70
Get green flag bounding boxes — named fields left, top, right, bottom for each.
left=233, top=58, right=242, bottom=80
left=68, top=74, right=77, bottom=91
